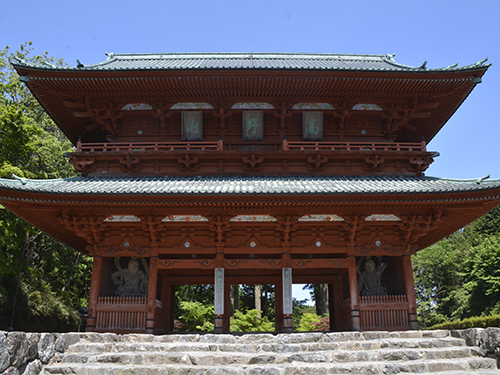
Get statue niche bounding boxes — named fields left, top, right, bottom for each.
left=111, top=257, right=149, bottom=297
left=357, top=256, right=387, bottom=296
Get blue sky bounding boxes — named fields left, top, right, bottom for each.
left=1, top=0, right=499, bottom=304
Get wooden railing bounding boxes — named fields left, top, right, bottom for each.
left=76, top=140, right=426, bottom=153
left=359, top=295, right=409, bottom=331
left=77, top=140, right=223, bottom=152
left=96, top=296, right=147, bottom=332
left=283, top=140, right=426, bottom=152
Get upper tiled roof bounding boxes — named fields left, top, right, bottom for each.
left=1, top=175, right=499, bottom=197
left=12, top=52, right=490, bottom=72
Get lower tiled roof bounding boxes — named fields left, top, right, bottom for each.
left=1, top=175, right=500, bottom=196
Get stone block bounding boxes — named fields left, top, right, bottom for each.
left=277, top=333, right=322, bottom=344
left=58, top=333, right=81, bottom=349
left=249, top=367, right=284, bottom=375
left=421, top=329, right=450, bottom=338
left=1, top=367, right=19, bottom=375
left=238, top=334, right=276, bottom=344
left=25, top=333, right=39, bottom=362
left=17, top=359, right=42, bottom=375
left=248, top=354, right=276, bottom=364
left=37, top=333, right=55, bottom=364
left=7, top=332, right=29, bottom=368
left=0, top=332, right=10, bottom=373
left=200, top=334, right=236, bottom=344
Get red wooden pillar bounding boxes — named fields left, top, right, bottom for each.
left=223, top=281, right=231, bottom=332
left=332, top=276, right=344, bottom=331
left=328, top=283, right=334, bottom=332
left=275, top=276, right=283, bottom=332
left=347, top=255, right=360, bottom=331
left=402, top=254, right=419, bottom=330
left=86, top=255, right=103, bottom=332
left=162, top=283, right=176, bottom=333
left=146, top=256, right=159, bottom=334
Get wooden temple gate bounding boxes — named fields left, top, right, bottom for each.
left=3, top=52, right=500, bottom=334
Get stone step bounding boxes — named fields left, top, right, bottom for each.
left=60, top=330, right=453, bottom=345
left=63, top=337, right=467, bottom=355
left=41, top=357, right=499, bottom=375
left=54, top=346, right=478, bottom=365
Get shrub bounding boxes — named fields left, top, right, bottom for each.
left=428, top=314, right=500, bottom=330
left=297, top=312, right=329, bottom=332
left=230, top=309, right=274, bottom=332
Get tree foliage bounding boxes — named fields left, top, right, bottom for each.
left=0, top=43, right=90, bottom=332
left=230, top=309, right=274, bottom=332
left=413, top=206, right=500, bottom=328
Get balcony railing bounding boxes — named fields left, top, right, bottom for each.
left=77, top=140, right=223, bottom=152
left=282, top=140, right=426, bottom=152
left=76, top=140, right=427, bottom=153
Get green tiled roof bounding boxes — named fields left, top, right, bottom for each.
left=12, top=53, right=490, bottom=73
left=1, top=175, right=499, bottom=197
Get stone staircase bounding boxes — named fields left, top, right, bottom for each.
left=42, top=330, right=500, bottom=375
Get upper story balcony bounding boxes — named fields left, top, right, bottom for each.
left=70, top=139, right=434, bottom=177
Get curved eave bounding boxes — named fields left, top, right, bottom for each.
left=13, top=65, right=488, bottom=145
left=2, top=176, right=499, bottom=254
left=1, top=175, right=500, bottom=200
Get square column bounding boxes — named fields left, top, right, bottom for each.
left=146, top=256, right=159, bottom=334
left=86, top=255, right=102, bottom=332
left=161, top=283, right=176, bottom=333
left=214, top=268, right=224, bottom=333
left=402, top=255, right=419, bottom=330
left=282, top=267, right=293, bottom=333
left=347, top=255, right=360, bottom=331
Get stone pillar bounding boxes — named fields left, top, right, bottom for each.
left=86, top=255, right=103, bottom=332
left=402, top=254, right=419, bottom=330
left=347, top=255, right=360, bottom=331
left=282, top=267, right=293, bottom=333
left=162, top=283, right=176, bottom=333
left=146, top=256, right=159, bottom=334
left=214, top=268, right=224, bottom=333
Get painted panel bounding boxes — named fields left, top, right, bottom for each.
left=293, top=103, right=335, bottom=110
left=171, top=103, right=214, bottom=109
left=352, top=104, right=383, bottom=111
left=302, top=111, right=323, bottom=141
left=104, top=215, right=141, bottom=222
left=122, top=103, right=153, bottom=110
left=365, top=214, right=401, bottom=222
left=182, top=111, right=203, bottom=141
left=242, top=111, right=264, bottom=141
left=232, top=102, right=274, bottom=109
left=214, top=268, right=224, bottom=315
left=162, top=215, right=208, bottom=222
left=230, top=215, right=277, bottom=222
left=298, top=214, right=344, bottom=222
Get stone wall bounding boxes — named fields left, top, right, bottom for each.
left=0, top=331, right=65, bottom=375
left=451, top=327, right=500, bottom=367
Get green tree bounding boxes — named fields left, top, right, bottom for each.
left=230, top=309, right=274, bottom=332
left=0, top=43, right=90, bottom=332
